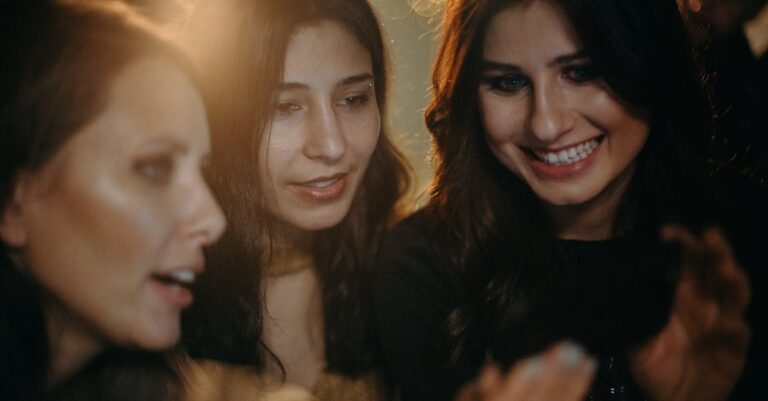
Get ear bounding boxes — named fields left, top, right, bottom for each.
left=0, top=180, right=28, bottom=248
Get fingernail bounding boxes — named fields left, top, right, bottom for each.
left=524, top=356, right=544, bottom=378
left=557, top=342, right=585, bottom=369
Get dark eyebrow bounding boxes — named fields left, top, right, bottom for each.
left=482, top=51, right=590, bottom=72
left=338, top=73, right=374, bottom=87
left=481, top=61, right=522, bottom=73
left=552, top=51, right=589, bottom=65
left=278, top=82, right=308, bottom=92
left=277, top=73, right=374, bottom=92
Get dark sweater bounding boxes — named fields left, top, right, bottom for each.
left=373, top=206, right=765, bottom=401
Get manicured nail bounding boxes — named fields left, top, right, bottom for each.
left=524, top=356, right=544, bottom=378
left=557, top=342, right=585, bottom=369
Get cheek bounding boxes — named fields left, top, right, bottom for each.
left=257, top=130, right=296, bottom=218
left=23, top=173, right=172, bottom=334
left=584, top=93, right=650, bottom=152
left=345, top=110, right=380, bottom=162
left=479, top=93, right=526, bottom=145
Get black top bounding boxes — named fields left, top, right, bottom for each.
left=373, top=207, right=765, bottom=401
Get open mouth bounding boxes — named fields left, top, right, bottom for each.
left=152, top=270, right=195, bottom=289
left=527, top=135, right=605, bottom=166
left=302, top=176, right=342, bottom=189
left=150, top=270, right=197, bottom=307
left=291, top=173, right=348, bottom=202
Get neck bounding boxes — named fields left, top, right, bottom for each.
left=45, top=300, right=105, bottom=388
left=544, top=165, right=636, bottom=241
left=262, top=220, right=315, bottom=276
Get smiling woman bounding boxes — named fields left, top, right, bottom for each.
left=477, top=1, right=650, bottom=239
left=0, top=2, right=225, bottom=400
left=373, top=0, right=764, bottom=400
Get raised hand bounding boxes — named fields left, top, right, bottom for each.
left=630, top=226, right=751, bottom=401
left=455, top=342, right=596, bottom=401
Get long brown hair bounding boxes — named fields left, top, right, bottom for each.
left=425, top=0, right=715, bottom=364
left=183, top=0, right=411, bottom=376
left=0, top=1, right=194, bottom=399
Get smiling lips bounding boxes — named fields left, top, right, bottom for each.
left=525, top=135, right=604, bottom=178
left=290, top=173, right=348, bottom=202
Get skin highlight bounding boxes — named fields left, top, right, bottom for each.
left=1, top=57, right=226, bottom=384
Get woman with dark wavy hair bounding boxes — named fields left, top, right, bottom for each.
left=182, top=0, right=411, bottom=399
left=0, top=1, right=226, bottom=400
left=374, top=0, right=764, bottom=400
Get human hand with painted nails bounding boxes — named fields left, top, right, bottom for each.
left=455, top=342, right=596, bottom=401
left=631, top=226, right=751, bottom=401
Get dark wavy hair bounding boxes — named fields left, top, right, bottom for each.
left=424, top=0, right=717, bottom=365
left=0, top=1, right=195, bottom=399
left=182, top=0, right=411, bottom=376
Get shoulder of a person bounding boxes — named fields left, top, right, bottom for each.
left=378, top=209, right=455, bottom=276
left=375, top=209, right=462, bottom=302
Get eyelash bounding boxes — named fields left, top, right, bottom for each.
left=485, top=74, right=529, bottom=94
left=484, top=63, right=599, bottom=94
left=274, top=102, right=302, bottom=120
left=134, top=154, right=175, bottom=185
left=337, top=93, right=370, bottom=110
left=562, top=63, right=598, bottom=83
left=273, top=93, right=372, bottom=119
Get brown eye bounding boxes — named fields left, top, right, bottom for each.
left=274, top=102, right=302, bottom=120
left=337, top=94, right=370, bottom=110
left=135, top=155, right=174, bottom=185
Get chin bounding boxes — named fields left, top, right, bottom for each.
left=292, top=213, right=346, bottom=231
left=534, top=183, right=599, bottom=208
left=128, top=320, right=181, bottom=351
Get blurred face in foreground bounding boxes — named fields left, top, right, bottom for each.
left=1, top=57, right=226, bottom=353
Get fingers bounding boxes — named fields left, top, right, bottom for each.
left=471, top=342, right=596, bottom=401
left=534, top=343, right=596, bottom=401
left=701, top=229, right=751, bottom=313
left=662, top=225, right=751, bottom=319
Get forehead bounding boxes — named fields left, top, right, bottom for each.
left=484, top=0, right=581, bottom=60
left=282, top=20, right=372, bottom=82
left=63, top=57, right=211, bottom=157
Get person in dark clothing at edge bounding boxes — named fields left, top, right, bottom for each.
left=373, top=0, right=765, bottom=400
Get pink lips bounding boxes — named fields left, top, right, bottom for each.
left=149, top=258, right=204, bottom=310
left=149, top=278, right=194, bottom=309
left=290, top=173, right=348, bottom=202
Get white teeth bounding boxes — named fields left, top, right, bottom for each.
left=533, top=138, right=600, bottom=166
left=547, top=153, right=558, bottom=164
left=170, top=270, right=195, bottom=285
left=305, top=178, right=338, bottom=188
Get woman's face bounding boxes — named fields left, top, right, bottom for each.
left=259, top=20, right=380, bottom=231
left=0, top=57, right=226, bottom=350
left=478, top=0, right=649, bottom=213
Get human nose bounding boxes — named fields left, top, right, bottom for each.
left=302, top=102, right=346, bottom=163
left=182, top=174, right=226, bottom=247
left=528, top=80, right=575, bottom=142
